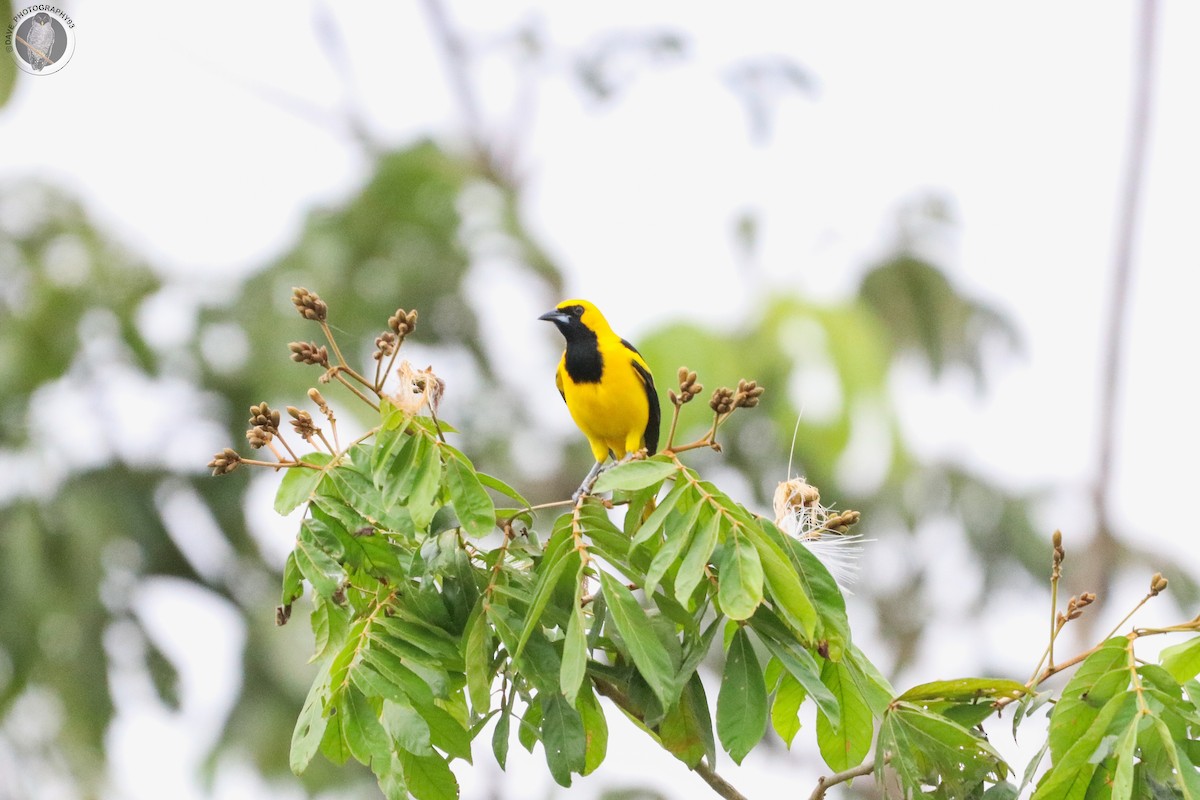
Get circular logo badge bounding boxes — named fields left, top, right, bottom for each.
left=6, top=5, right=76, bottom=76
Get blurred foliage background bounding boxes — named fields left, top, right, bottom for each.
left=0, top=3, right=1187, bottom=798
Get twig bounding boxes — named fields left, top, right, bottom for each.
left=809, top=758, right=880, bottom=800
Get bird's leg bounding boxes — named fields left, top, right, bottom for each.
left=572, top=460, right=607, bottom=503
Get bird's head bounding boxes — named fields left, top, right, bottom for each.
left=538, top=299, right=614, bottom=342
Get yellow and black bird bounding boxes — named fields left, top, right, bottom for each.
left=540, top=299, right=661, bottom=499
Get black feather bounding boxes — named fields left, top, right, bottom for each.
left=561, top=322, right=604, bottom=384
left=626, top=345, right=661, bottom=455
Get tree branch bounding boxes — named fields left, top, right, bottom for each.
left=808, top=758, right=879, bottom=800
left=1081, top=0, right=1158, bottom=621
left=592, top=678, right=750, bottom=800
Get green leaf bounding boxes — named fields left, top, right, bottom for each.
left=514, top=540, right=576, bottom=661
left=281, top=550, right=304, bottom=607
left=643, top=501, right=702, bottom=594
left=445, top=454, right=496, bottom=538
left=275, top=453, right=333, bottom=514
left=319, top=690, right=352, bottom=765
left=816, top=659, right=873, bottom=772
left=756, top=629, right=840, bottom=727
left=1033, top=691, right=1138, bottom=800
left=290, top=669, right=331, bottom=774
left=1048, top=638, right=1129, bottom=764
left=417, top=699, right=473, bottom=763
left=1109, top=712, right=1139, bottom=800
left=492, top=689, right=513, bottom=769
left=560, top=563, right=589, bottom=705
left=630, top=478, right=691, bottom=547
left=360, top=645, right=436, bottom=707
left=675, top=509, right=721, bottom=604
left=397, top=749, right=458, bottom=800
left=661, top=672, right=716, bottom=768
left=881, top=702, right=1009, bottom=797
left=476, top=471, right=530, bottom=507
left=1161, top=636, right=1200, bottom=684
left=577, top=683, right=609, bottom=775
left=293, top=526, right=343, bottom=598
left=747, top=521, right=817, bottom=637
left=407, top=439, right=443, bottom=530
left=310, top=595, right=351, bottom=662
left=463, top=602, right=493, bottom=713
left=541, top=692, right=587, bottom=787
left=775, top=522, right=852, bottom=658
left=1152, top=715, right=1200, bottom=799
left=599, top=571, right=677, bottom=710
left=343, top=685, right=391, bottom=766
left=592, top=456, right=678, bottom=494
left=718, top=532, right=764, bottom=621
left=771, top=670, right=805, bottom=749
left=897, top=677, right=1028, bottom=705
left=381, top=699, right=433, bottom=757
left=716, top=627, right=768, bottom=764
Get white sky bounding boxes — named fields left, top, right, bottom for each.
left=3, top=1, right=1199, bottom=798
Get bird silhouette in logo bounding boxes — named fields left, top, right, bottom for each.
left=24, top=13, right=56, bottom=71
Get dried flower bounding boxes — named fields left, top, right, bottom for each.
left=1150, top=572, right=1169, bottom=596
left=774, top=477, right=865, bottom=591
left=208, top=448, right=241, bottom=476
left=390, top=360, right=445, bottom=416
left=291, top=287, right=328, bottom=322
left=289, top=341, right=329, bottom=367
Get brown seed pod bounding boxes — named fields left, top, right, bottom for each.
left=208, top=448, right=241, bottom=476
left=291, top=287, right=328, bottom=322
left=289, top=341, right=329, bottom=367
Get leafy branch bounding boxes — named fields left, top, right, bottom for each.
left=211, top=288, right=1200, bottom=800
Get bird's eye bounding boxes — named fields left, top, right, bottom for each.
left=572, top=305, right=584, bottom=317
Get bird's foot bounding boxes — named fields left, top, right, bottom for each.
left=573, top=460, right=610, bottom=503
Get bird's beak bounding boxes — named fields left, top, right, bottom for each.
left=538, top=309, right=570, bottom=325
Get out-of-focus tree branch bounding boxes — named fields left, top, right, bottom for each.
left=1082, top=0, right=1159, bottom=613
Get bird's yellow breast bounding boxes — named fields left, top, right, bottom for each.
left=557, top=349, right=650, bottom=461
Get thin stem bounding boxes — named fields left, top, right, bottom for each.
left=664, top=402, right=684, bottom=451
left=1099, top=592, right=1155, bottom=643
left=482, top=521, right=517, bottom=608
left=333, top=370, right=381, bottom=412
left=239, top=457, right=322, bottom=470
left=380, top=341, right=404, bottom=394
left=315, top=429, right=337, bottom=455
left=809, top=757, right=881, bottom=800
left=1049, top=564, right=1061, bottom=669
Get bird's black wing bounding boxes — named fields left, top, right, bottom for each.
left=623, top=339, right=661, bottom=455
